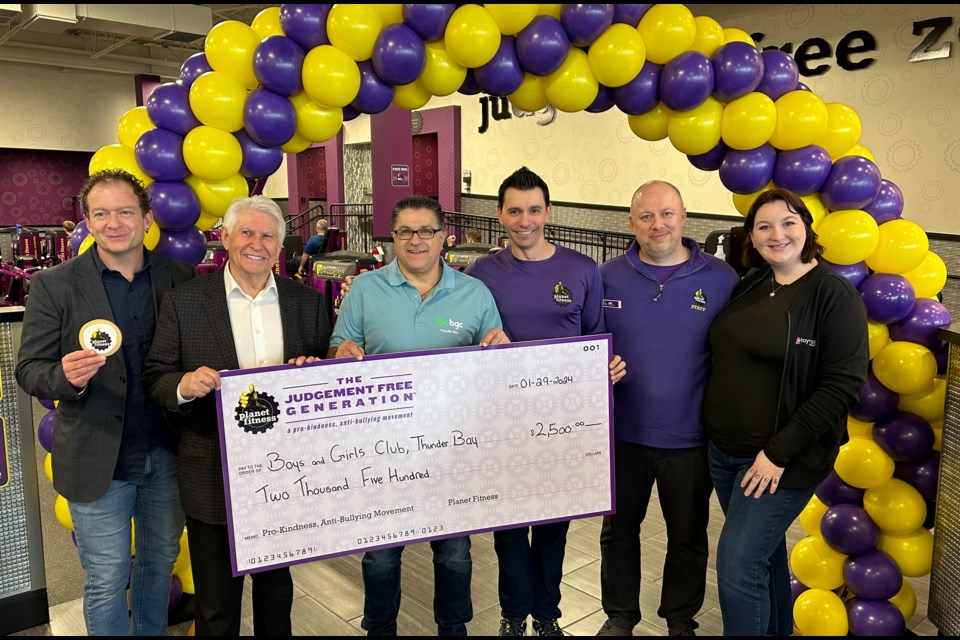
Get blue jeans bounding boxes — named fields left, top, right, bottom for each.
left=494, top=521, right=569, bottom=620
left=708, top=442, right=816, bottom=636
left=69, top=447, right=184, bottom=636
left=361, top=537, right=473, bottom=635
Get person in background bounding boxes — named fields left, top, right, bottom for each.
left=702, top=188, right=868, bottom=636
left=15, top=168, right=196, bottom=635
left=143, top=195, right=331, bottom=636
left=329, top=194, right=508, bottom=636
left=465, top=166, right=625, bottom=637
left=290, top=217, right=329, bottom=277
left=465, top=227, right=483, bottom=244
left=596, top=180, right=739, bottom=637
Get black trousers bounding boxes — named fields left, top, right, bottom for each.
left=186, top=516, right=293, bottom=636
left=599, top=441, right=713, bottom=631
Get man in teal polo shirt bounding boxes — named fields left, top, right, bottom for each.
left=328, top=194, right=508, bottom=636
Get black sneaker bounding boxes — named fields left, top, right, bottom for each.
left=533, top=618, right=563, bottom=636
left=596, top=619, right=633, bottom=636
left=668, top=627, right=696, bottom=636
left=499, top=618, right=527, bottom=636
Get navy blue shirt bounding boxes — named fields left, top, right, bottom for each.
left=92, top=249, right=173, bottom=482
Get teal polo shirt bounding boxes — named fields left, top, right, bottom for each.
left=330, top=259, right=502, bottom=355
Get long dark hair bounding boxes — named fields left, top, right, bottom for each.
left=741, top=188, right=823, bottom=270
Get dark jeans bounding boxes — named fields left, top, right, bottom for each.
left=493, top=521, right=570, bottom=620
left=708, top=442, right=817, bottom=636
left=361, top=537, right=473, bottom=635
left=599, top=440, right=712, bottom=631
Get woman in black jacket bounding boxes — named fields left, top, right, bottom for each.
left=702, top=188, right=869, bottom=636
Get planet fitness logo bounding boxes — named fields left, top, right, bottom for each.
left=235, top=384, right=280, bottom=434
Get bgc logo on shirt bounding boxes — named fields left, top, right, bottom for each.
left=435, top=317, right=464, bottom=333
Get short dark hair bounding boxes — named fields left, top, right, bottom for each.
left=80, top=169, right=151, bottom=218
left=391, top=195, right=444, bottom=229
left=741, top=188, right=823, bottom=269
left=498, top=166, right=550, bottom=209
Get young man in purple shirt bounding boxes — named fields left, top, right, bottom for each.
left=465, top=167, right=625, bottom=636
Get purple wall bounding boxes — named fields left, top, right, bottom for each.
left=0, top=149, right=91, bottom=226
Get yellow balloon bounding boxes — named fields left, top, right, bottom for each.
left=865, top=219, right=929, bottom=274
left=420, top=41, right=467, bottom=97
left=173, top=528, right=191, bottom=576
left=879, top=528, right=933, bottom=577
left=721, top=92, right=776, bottom=151
left=789, top=535, right=846, bottom=590
left=932, top=422, right=942, bottom=451
left=444, top=5, right=501, bottom=68
left=816, top=209, right=879, bottom=265
left=131, top=519, right=136, bottom=556
left=835, top=438, right=895, bottom=489
left=369, top=4, right=403, bottom=26
left=867, top=321, right=890, bottom=360
left=484, top=4, right=538, bottom=35
left=117, top=106, right=156, bottom=148
left=194, top=211, right=222, bottom=232
left=898, top=377, right=945, bottom=423
left=835, top=142, right=875, bottom=163
left=813, top=103, right=863, bottom=159
left=873, top=341, right=937, bottom=396
left=668, top=97, right=723, bottom=156
left=537, top=5, right=563, bottom=19
left=801, top=193, right=827, bottom=231
left=732, top=183, right=774, bottom=216
left=587, top=24, right=646, bottom=88
left=183, top=126, right=243, bottom=182
left=628, top=103, right=672, bottom=141
left=177, top=565, right=195, bottom=595
left=847, top=416, right=874, bottom=439
left=392, top=79, right=432, bottom=111
left=793, top=589, right=849, bottom=637
left=251, top=7, right=282, bottom=39
left=188, top=71, right=248, bottom=132
left=54, top=494, right=74, bottom=531
left=302, top=45, right=362, bottom=109
left=204, top=20, right=260, bottom=90
left=723, top=27, right=756, bottom=47
left=89, top=144, right=152, bottom=187
left=143, top=219, right=160, bottom=250
left=326, top=4, right=383, bottom=62
left=638, top=4, right=696, bottom=65
left=798, top=495, right=829, bottom=538
left=289, top=92, right=343, bottom=143
left=768, top=90, right=829, bottom=151
left=281, top=131, right=313, bottom=154
left=545, top=48, right=599, bottom=113
left=901, top=251, right=947, bottom=299
left=889, top=580, right=917, bottom=622
left=864, top=478, right=927, bottom=535
left=690, top=16, right=725, bottom=57
left=509, top=74, right=549, bottom=112
left=186, top=173, right=249, bottom=218
left=78, top=234, right=96, bottom=255
left=43, top=452, right=53, bottom=483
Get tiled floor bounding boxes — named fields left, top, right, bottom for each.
left=11, top=488, right=939, bottom=636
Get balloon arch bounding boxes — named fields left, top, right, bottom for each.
left=65, top=4, right=945, bottom=634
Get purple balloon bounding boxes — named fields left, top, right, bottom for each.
left=243, top=88, right=296, bottom=148
left=816, top=469, right=866, bottom=507
left=372, top=23, right=426, bottom=86
left=168, top=575, right=183, bottom=612
left=790, top=571, right=808, bottom=603
left=935, top=340, right=948, bottom=375
left=253, top=35, right=305, bottom=97
left=660, top=51, right=713, bottom=112
left=822, top=258, right=869, bottom=288
left=772, top=145, right=832, bottom=195
left=820, top=155, right=883, bottom=211
left=37, top=410, right=55, bottom=453
left=474, top=36, right=524, bottom=96
left=756, top=49, right=799, bottom=101
left=38, top=398, right=56, bottom=410
left=710, top=41, right=764, bottom=102
left=234, top=131, right=283, bottom=180
left=341, top=104, right=360, bottom=122
left=458, top=69, right=481, bottom=96
left=279, top=4, right=331, bottom=51
left=796, top=81, right=812, bottom=91
left=889, top=298, right=952, bottom=349
left=148, top=181, right=201, bottom=231
left=585, top=85, right=616, bottom=113
left=847, top=599, right=906, bottom=636
left=154, top=227, right=208, bottom=265
left=859, top=273, right=916, bottom=324
left=135, top=129, right=188, bottom=182
left=179, top=53, right=212, bottom=88
left=560, top=4, right=614, bottom=47
left=843, top=549, right=903, bottom=600
left=146, top=82, right=201, bottom=136
left=687, top=141, right=728, bottom=172
left=351, top=61, right=395, bottom=115
left=403, top=4, right=456, bottom=42
left=516, top=16, right=570, bottom=76
left=613, top=61, right=661, bottom=115
left=821, top=505, right=880, bottom=556
left=613, top=4, right=653, bottom=26
left=719, top=144, right=777, bottom=194
left=864, top=179, right=905, bottom=225
left=69, top=220, right=90, bottom=255
left=873, top=411, right=936, bottom=463
left=895, top=451, right=940, bottom=500
left=851, top=371, right=899, bottom=423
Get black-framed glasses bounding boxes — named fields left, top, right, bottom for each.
left=392, top=228, right=444, bottom=240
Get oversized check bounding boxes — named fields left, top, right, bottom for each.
left=216, top=335, right=613, bottom=575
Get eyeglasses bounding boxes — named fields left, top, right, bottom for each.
left=392, top=228, right=444, bottom=240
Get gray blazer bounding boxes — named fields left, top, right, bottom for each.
left=143, top=268, right=331, bottom=525
left=15, top=249, right=197, bottom=502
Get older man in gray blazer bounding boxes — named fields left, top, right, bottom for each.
left=16, top=169, right=196, bottom=636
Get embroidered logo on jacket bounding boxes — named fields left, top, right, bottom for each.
left=691, top=288, right=707, bottom=312
left=553, top=282, right=572, bottom=306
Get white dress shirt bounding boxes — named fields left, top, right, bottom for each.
left=223, top=261, right=284, bottom=369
